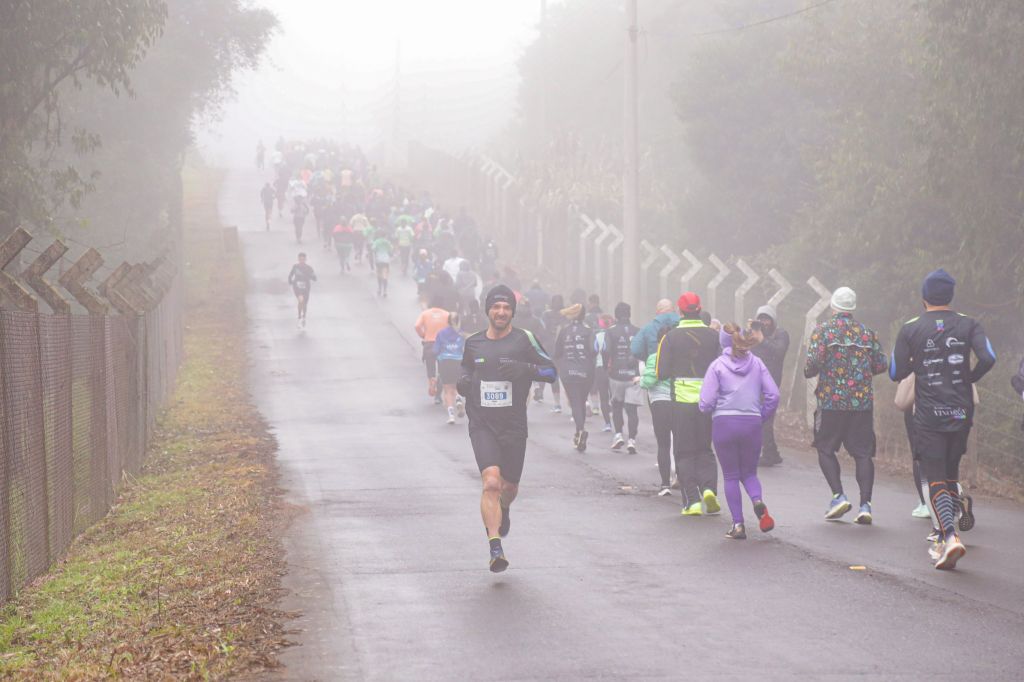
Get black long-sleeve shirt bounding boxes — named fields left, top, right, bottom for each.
left=890, top=310, right=996, bottom=431
left=458, top=327, right=556, bottom=440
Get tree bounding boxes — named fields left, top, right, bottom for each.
left=0, top=0, right=167, bottom=232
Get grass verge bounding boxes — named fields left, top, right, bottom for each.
left=0, top=164, right=289, bottom=678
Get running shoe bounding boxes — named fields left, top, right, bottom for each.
left=958, top=492, right=975, bottom=532
left=611, top=433, right=625, bottom=450
left=499, top=506, right=511, bottom=538
left=911, top=503, right=931, bottom=519
left=296, top=319, right=303, bottom=329
left=602, top=422, right=613, bottom=433
left=928, top=540, right=943, bottom=562
left=934, top=534, right=966, bottom=570
left=590, top=402, right=600, bottom=416
left=456, top=399, right=465, bottom=419
left=702, top=489, right=721, bottom=515
left=681, top=502, right=703, bottom=516
left=825, top=494, right=852, bottom=520
left=854, top=502, right=873, bottom=525
left=626, top=438, right=637, bottom=454
left=551, top=404, right=562, bottom=414
left=533, top=386, right=544, bottom=402
left=725, top=524, right=747, bottom=540
left=753, top=500, right=775, bottom=532
left=489, top=544, right=509, bottom=573
left=433, top=394, right=442, bottom=406
left=926, top=528, right=941, bottom=543
left=577, top=430, right=589, bottom=452
left=657, top=485, right=672, bottom=497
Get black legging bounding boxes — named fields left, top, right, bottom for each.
left=593, top=368, right=611, bottom=424
left=650, top=400, right=673, bottom=486
left=563, top=379, right=592, bottom=432
left=670, top=402, right=718, bottom=507
left=904, top=410, right=927, bottom=505
left=817, top=450, right=874, bottom=506
left=612, top=399, right=639, bottom=439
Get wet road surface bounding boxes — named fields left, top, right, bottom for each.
left=219, top=169, right=1024, bottom=680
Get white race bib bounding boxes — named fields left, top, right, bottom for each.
left=480, top=380, right=513, bottom=408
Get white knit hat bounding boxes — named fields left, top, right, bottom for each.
left=830, top=286, right=857, bottom=312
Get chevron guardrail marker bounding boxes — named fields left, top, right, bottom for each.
left=21, top=239, right=70, bottom=314
left=766, top=268, right=794, bottom=309
left=639, top=240, right=659, bottom=307
left=734, top=258, right=760, bottom=323
left=679, top=249, right=703, bottom=293
left=658, top=245, right=680, bottom=300
left=58, top=248, right=108, bottom=314
left=0, top=228, right=38, bottom=312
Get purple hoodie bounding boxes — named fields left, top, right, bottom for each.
left=699, top=341, right=780, bottom=420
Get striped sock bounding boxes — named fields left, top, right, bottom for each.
left=929, top=481, right=956, bottom=537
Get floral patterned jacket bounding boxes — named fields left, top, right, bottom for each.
left=804, top=312, right=887, bottom=411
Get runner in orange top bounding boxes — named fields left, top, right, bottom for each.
left=415, top=301, right=450, bottom=403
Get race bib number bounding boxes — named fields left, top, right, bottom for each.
left=480, top=380, right=512, bottom=408
left=295, top=280, right=308, bottom=291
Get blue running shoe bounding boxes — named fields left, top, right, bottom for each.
left=854, top=502, right=873, bottom=525
left=489, top=544, right=509, bottom=573
left=825, top=494, right=852, bottom=521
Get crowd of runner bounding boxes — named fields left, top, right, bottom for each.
left=261, top=139, right=1011, bottom=575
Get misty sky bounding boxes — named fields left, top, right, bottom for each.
left=199, top=0, right=544, bottom=166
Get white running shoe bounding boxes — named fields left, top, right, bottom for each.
left=657, top=486, right=672, bottom=497
left=934, top=535, right=966, bottom=570
left=911, top=503, right=931, bottom=519
left=626, top=438, right=637, bottom=454
left=456, top=398, right=465, bottom=418
left=611, top=433, right=625, bottom=450
left=447, top=407, right=456, bottom=425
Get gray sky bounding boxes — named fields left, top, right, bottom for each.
left=199, top=0, right=544, bottom=166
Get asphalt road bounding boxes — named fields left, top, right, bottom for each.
left=220, top=168, right=1024, bottom=680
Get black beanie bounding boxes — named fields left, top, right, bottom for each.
left=614, top=302, right=631, bottom=321
left=922, top=268, right=955, bottom=306
left=485, top=284, right=517, bottom=315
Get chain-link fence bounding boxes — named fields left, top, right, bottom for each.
left=0, top=228, right=182, bottom=604
left=407, top=142, right=1024, bottom=490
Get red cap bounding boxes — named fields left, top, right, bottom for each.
left=677, top=292, right=702, bottom=313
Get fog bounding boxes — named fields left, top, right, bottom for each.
left=199, top=0, right=542, bottom=166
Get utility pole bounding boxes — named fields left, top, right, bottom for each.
left=539, top=0, right=548, bottom=151
left=622, top=0, right=640, bottom=307
left=392, top=39, right=402, bottom=169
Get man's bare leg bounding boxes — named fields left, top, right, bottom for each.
left=480, top=466, right=503, bottom=537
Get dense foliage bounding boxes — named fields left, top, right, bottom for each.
left=0, top=0, right=276, bottom=251
left=510, top=0, right=1024, bottom=341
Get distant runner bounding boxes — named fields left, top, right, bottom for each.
left=260, top=182, right=275, bottom=230
left=458, top=285, right=557, bottom=572
left=804, top=287, right=887, bottom=525
left=287, top=252, right=316, bottom=328
left=890, top=269, right=995, bottom=570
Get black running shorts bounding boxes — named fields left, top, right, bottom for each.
left=914, top=426, right=969, bottom=462
left=421, top=342, right=438, bottom=379
left=470, top=428, right=527, bottom=484
left=438, top=359, right=461, bottom=386
left=813, top=409, right=876, bottom=459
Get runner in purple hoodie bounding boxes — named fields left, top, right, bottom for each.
left=699, top=323, right=780, bottom=539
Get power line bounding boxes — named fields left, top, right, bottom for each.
left=691, top=0, right=842, bottom=37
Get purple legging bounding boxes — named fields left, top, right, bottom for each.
left=712, top=415, right=765, bottom=524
